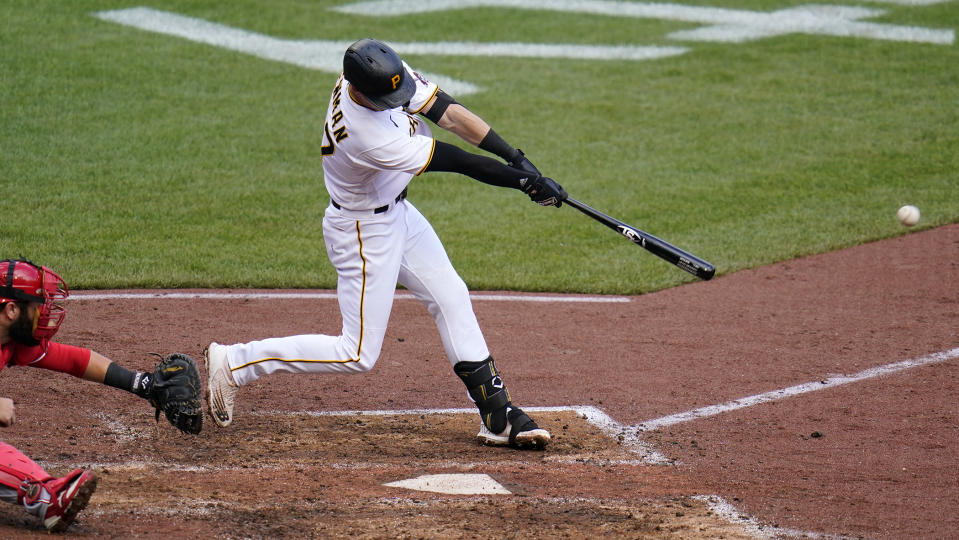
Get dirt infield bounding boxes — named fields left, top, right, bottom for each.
left=0, top=224, right=956, bottom=538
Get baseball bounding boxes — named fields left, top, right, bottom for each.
left=896, top=205, right=920, bottom=227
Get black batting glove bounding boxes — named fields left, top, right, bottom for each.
left=509, top=149, right=541, bottom=176
left=521, top=175, right=567, bottom=208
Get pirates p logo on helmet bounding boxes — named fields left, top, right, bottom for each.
left=343, top=38, right=415, bottom=110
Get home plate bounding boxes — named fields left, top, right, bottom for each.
left=383, top=474, right=511, bottom=495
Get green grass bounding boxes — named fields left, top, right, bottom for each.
left=2, top=0, right=957, bottom=293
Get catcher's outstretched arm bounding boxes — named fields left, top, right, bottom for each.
left=81, top=351, right=112, bottom=382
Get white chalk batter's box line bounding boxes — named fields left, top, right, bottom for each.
left=61, top=349, right=958, bottom=465
left=252, top=405, right=668, bottom=464
left=67, top=291, right=630, bottom=303
left=252, top=346, right=959, bottom=463
left=77, top=346, right=958, bottom=465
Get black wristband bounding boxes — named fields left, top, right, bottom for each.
left=104, top=362, right=150, bottom=398
left=478, top=130, right=519, bottom=162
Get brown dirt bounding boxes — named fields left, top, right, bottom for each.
left=0, top=224, right=955, bottom=538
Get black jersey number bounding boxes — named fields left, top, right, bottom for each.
left=321, top=122, right=335, bottom=156
left=322, top=121, right=349, bottom=156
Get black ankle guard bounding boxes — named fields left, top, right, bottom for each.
left=454, top=357, right=511, bottom=433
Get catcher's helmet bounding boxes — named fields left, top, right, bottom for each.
left=343, top=38, right=415, bottom=110
left=0, top=258, right=68, bottom=340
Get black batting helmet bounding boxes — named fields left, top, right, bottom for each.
left=343, top=38, right=415, bottom=110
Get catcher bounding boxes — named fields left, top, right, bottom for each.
left=0, top=258, right=201, bottom=533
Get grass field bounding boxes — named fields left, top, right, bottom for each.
left=3, top=0, right=957, bottom=293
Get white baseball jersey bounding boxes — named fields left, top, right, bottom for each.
left=321, top=62, right=439, bottom=211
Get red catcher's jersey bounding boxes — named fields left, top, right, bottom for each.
left=0, top=341, right=91, bottom=378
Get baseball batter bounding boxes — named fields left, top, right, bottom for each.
left=0, top=258, right=200, bottom=532
left=207, top=38, right=566, bottom=449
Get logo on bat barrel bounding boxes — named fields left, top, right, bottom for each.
left=617, top=225, right=645, bottom=246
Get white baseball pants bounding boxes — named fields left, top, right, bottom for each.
left=224, top=200, right=490, bottom=386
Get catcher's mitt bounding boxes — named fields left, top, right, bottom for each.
left=148, top=353, right=203, bottom=434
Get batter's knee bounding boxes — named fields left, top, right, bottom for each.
left=353, top=350, right=380, bottom=373
left=337, top=336, right=382, bottom=374
left=425, top=275, right=471, bottom=314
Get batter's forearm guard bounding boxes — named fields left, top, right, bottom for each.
left=454, top=357, right=511, bottom=434
left=423, top=90, right=458, bottom=124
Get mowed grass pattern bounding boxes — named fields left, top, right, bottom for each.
left=3, top=0, right=957, bottom=293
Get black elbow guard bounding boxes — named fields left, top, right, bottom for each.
left=423, top=90, right=457, bottom=124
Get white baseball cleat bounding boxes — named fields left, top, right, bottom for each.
left=476, top=407, right=550, bottom=449
left=205, top=342, right=237, bottom=427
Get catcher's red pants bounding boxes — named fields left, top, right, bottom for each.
left=0, top=441, right=56, bottom=516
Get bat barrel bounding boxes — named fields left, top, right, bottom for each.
left=565, top=198, right=715, bottom=281
left=642, top=233, right=715, bottom=280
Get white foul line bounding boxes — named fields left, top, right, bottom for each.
left=66, top=291, right=629, bottom=303
left=638, top=347, right=959, bottom=431
left=692, top=495, right=856, bottom=540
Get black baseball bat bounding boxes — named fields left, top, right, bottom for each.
left=565, top=197, right=715, bottom=281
